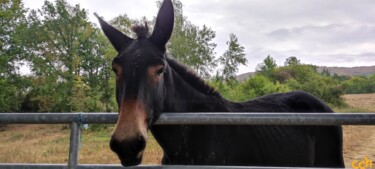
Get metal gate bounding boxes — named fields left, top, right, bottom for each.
left=0, top=112, right=374, bottom=169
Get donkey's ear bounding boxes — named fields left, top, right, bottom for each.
left=94, top=13, right=133, bottom=53
left=149, top=0, right=174, bottom=52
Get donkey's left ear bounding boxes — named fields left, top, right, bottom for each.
left=149, top=0, right=174, bottom=52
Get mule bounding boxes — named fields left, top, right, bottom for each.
left=95, top=0, right=344, bottom=167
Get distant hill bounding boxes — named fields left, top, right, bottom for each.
left=236, top=65, right=375, bottom=81
left=236, top=72, right=256, bottom=81
left=317, top=66, right=375, bottom=76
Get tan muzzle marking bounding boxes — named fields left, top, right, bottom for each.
left=112, top=99, right=148, bottom=141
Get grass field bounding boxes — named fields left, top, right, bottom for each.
left=339, top=93, right=375, bottom=167
left=0, top=93, right=374, bottom=165
left=341, top=93, right=375, bottom=112
left=0, top=124, right=162, bottom=164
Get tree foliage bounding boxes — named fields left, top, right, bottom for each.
left=256, top=55, right=277, bottom=79
left=22, top=0, right=116, bottom=112
left=1, top=0, right=374, bottom=113
left=0, top=0, right=27, bottom=76
left=217, top=33, right=247, bottom=82
left=0, top=0, right=28, bottom=112
left=211, top=74, right=290, bottom=102
left=284, top=56, right=300, bottom=66
left=256, top=55, right=277, bottom=72
left=167, top=0, right=217, bottom=78
left=343, top=74, right=375, bottom=94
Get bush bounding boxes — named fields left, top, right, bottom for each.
left=343, top=74, right=375, bottom=94
left=286, top=76, right=345, bottom=107
left=213, top=63, right=346, bottom=107
left=210, top=74, right=290, bottom=102
left=242, top=75, right=290, bottom=97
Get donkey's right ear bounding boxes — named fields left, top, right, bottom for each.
left=149, top=0, right=174, bottom=52
left=95, top=13, right=133, bottom=53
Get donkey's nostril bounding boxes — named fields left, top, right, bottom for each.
left=109, top=135, right=146, bottom=166
left=109, top=137, right=121, bottom=153
left=110, top=135, right=146, bottom=154
left=137, top=135, right=147, bottom=151
left=138, top=135, right=143, bottom=141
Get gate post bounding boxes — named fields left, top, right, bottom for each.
left=68, top=122, right=81, bottom=169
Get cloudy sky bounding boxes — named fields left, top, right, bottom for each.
left=23, top=0, right=375, bottom=74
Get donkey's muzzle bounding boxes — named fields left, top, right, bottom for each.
left=110, top=135, right=146, bottom=166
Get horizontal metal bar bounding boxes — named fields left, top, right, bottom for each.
left=0, top=164, right=157, bottom=169
left=156, top=113, right=375, bottom=125
left=0, top=164, right=329, bottom=169
left=0, top=112, right=374, bottom=125
left=0, top=164, right=150, bottom=169
left=0, top=113, right=117, bottom=124
left=0, top=163, right=67, bottom=169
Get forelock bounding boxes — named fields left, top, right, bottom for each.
left=131, top=22, right=149, bottom=40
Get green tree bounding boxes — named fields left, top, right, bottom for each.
left=343, top=75, right=375, bottom=94
left=286, top=74, right=345, bottom=106
left=93, top=33, right=117, bottom=112
left=109, top=14, right=151, bottom=40
left=25, top=0, right=112, bottom=112
left=321, top=68, right=331, bottom=76
left=166, top=0, right=217, bottom=78
left=210, top=80, right=255, bottom=102
left=274, top=64, right=317, bottom=83
left=111, top=0, right=218, bottom=79
left=273, top=61, right=345, bottom=106
left=0, top=0, right=28, bottom=76
left=284, top=56, right=300, bottom=66
left=256, top=55, right=277, bottom=78
left=332, top=73, right=350, bottom=81
left=242, top=75, right=290, bottom=98
left=109, top=14, right=133, bottom=35
left=217, top=33, right=247, bottom=82
left=0, top=0, right=29, bottom=112
left=255, top=56, right=345, bottom=106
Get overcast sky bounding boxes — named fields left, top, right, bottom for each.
left=23, top=0, right=375, bottom=74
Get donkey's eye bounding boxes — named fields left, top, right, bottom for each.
left=156, top=67, right=165, bottom=76
left=112, top=67, right=118, bottom=74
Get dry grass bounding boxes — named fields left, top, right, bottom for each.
left=0, top=124, right=162, bottom=164
left=79, top=127, right=162, bottom=164
left=342, top=125, right=375, bottom=167
left=337, top=93, right=375, bottom=167
left=0, top=124, right=70, bottom=163
left=0, top=93, right=374, bottom=165
left=341, top=93, right=375, bottom=112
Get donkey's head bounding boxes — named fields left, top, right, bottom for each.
left=95, top=0, right=173, bottom=166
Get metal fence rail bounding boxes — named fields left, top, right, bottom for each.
left=0, top=163, right=326, bottom=169
left=1, top=112, right=375, bottom=169
left=1, top=112, right=375, bottom=125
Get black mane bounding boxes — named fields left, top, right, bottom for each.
left=166, top=57, right=221, bottom=97
left=131, top=23, right=149, bottom=39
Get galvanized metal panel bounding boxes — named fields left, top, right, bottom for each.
left=0, top=112, right=370, bottom=169
left=0, top=113, right=117, bottom=124
left=68, top=122, right=81, bottom=169
left=1, top=112, right=375, bottom=125
left=0, top=163, right=67, bottom=169
left=156, top=112, right=375, bottom=125
left=0, top=164, right=329, bottom=169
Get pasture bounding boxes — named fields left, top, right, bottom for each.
left=0, top=93, right=374, bottom=166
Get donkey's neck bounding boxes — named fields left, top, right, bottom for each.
left=163, top=58, right=228, bottom=112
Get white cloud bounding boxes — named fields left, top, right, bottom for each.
left=23, top=0, right=375, bottom=74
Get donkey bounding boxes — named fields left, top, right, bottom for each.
left=95, top=0, right=344, bottom=167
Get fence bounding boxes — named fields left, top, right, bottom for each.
left=0, top=112, right=375, bottom=169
